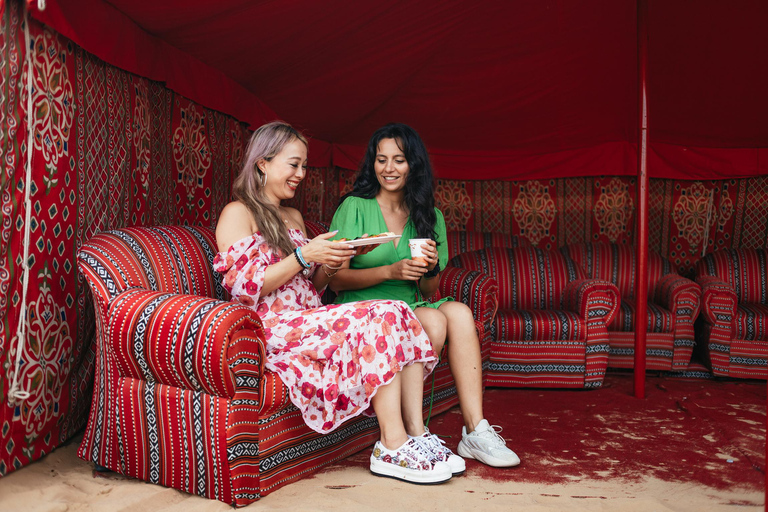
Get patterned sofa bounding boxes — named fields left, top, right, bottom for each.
left=76, top=224, right=498, bottom=506
left=562, top=243, right=701, bottom=371
left=447, top=246, right=620, bottom=388
left=695, top=249, right=768, bottom=379
left=445, top=230, right=530, bottom=257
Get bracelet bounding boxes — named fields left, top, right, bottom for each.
left=423, top=262, right=440, bottom=279
left=293, top=247, right=310, bottom=269
left=322, top=265, right=339, bottom=278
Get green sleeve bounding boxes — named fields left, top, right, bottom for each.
left=330, top=197, right=365, bottom=241
left=435, top=208, right=449, bottom=269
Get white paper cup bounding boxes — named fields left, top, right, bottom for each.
left=408, top=238, right=432, bottom=265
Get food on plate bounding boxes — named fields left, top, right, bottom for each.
left=333, top=231, right=396, bottom=242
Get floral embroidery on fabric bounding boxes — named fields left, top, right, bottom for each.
left=512, top=180, right=556, bottom=245
left=594, top=177, right=633, bottom=243
left=214, top=229, right=437, bottom=434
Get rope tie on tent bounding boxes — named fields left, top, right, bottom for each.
left=8, top=2, right=36, bottom=403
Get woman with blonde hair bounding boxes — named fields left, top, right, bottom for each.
left=215, top=121, right=453, bottom=484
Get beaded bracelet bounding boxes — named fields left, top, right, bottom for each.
left=294, top=247, right=310, bottom=269
left=293, top=247, right=310, bottom=277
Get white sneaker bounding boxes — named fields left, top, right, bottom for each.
left=370, top=439, right=453, bottom=484
left=457, top=419, right=520, bottom=467
left=411, top=428, right=466, bottom=475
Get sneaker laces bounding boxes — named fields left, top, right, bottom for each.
left=474, top=424, right=508, bottom=447
left=392, top=439, right=437, bottom=470
left=413, top=432, right=452, bottom=462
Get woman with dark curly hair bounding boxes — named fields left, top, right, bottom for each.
left=330, top=123, right=520, bottom=472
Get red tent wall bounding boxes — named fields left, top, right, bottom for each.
left=29, top=0, right=768, bottom=179
left=2, top=0, right=767, bottom=478
left=0, top=2, right=249, bottom=475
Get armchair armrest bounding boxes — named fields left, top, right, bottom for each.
left=564, top=279, right=620, bottom=326
left=696, top=275, right=737, bottom=329
left=437, top=266, right=498, bottom=331
left=654, top=274, right=702, bottom=321
left=107, top=288, right=265, bottom=399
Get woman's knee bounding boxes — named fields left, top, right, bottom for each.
left=414, top=308, right=447, bottom=351
left=440, top=301, right=474, bottom=324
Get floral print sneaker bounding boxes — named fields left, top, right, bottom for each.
left=369, top=439, right=453, bottom=484
left=413, top=428, right=466, bottom=475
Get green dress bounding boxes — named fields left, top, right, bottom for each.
left=330, top=196, right=453, bottom=310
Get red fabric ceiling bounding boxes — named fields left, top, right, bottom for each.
left=29, top=0, right=768, bottom=179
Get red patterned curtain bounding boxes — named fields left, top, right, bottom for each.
left=0, top=1, right=247, bottom=475
left=290, top=168, right=768, bottom=276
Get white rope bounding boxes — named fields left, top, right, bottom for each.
left=8, top=1, right=35, bottom=403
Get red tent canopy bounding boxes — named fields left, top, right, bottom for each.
left=29, top=0, right=768, bottom=179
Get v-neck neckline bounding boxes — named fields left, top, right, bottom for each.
left=373, top=197, right=409, bottom=251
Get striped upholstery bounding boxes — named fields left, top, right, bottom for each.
left=696, top=249, right=768, bottom=379
left=445, top=231, right=529, bottom=259
left=562, top=243, right=673, bottom=299
left=611, top=299, right=674, bottom=333
left=563, top=243, right=701, bottom=371
left=78, top=224, right=497, bottom=506
left=449, top=247, right=619, bottom=388
left=496, top=309, right=586, bottom=341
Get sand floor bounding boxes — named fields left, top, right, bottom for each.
left=0, top=436, right=762, bottom=512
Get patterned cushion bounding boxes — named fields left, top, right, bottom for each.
left=696, top=249, right=768, bottom=305
left=445, top=231, right=529, bottom=259
left=448, top=246, right=584, bottom=310
left=609, top=299, right=674, bottom=333
left=496, top=309, right=586, bottom=341
left=562, top=243, right=674, bottom=299
left=735, top=303, right=768, bottom=341
left=78, top=225, right=225, bottom=303
left=304, top=220, right=330, bottom=238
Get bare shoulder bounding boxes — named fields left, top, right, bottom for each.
left=216, top=201, right=257, bottom=251
left=283, top=206, right=307, bottom=233
left=282, top=206, right=304, bottom=224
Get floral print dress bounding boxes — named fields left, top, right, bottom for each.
left=213, top=230, right=437, bottom=434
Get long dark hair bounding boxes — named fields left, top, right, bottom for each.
left=343, top=123, right=437, bottom=240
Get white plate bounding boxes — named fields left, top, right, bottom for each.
left=339, top=234, right=401, bottom=247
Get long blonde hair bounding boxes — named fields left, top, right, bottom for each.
left=233, top=121, right=308, bottom=256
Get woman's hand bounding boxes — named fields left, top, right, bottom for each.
left=355, top=234, right=377, bottom=256
left=300, top=231, right=356, bottom=268
left=388, top=258, right=428, bottom=281
left=418, top=240, right=439, bottom=271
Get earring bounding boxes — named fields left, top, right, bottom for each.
left=260, top=172, right=267, bottom=187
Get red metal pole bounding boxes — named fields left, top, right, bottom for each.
left=634, top=0, right=649, bottom=399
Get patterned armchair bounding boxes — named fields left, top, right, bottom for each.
left=695, top=249, right=768, bottom=379
left=447, top=246, right=620, bottom=388
left=562, top=243, right=701, bottom=371
left=77, top=224, right=498, bottom=506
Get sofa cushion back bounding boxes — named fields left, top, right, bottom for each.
left=696, top=249, right=768, bottom=305
left=562, top=243, right=673, bottom=299
left=445, top=231, right=530, bottom=260
left=448, top=246, right=583, bottom=310
left=304, top=219, right=330, bottom=239
left=77, top=225, right=226, bottom=305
